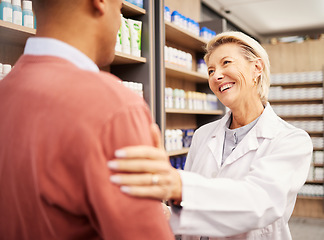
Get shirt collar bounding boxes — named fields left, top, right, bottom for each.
left=24, top=37, right=99, bottom=72
left=212, top=102, right=277, bottom=139
left=225, top=114, right=261, bottom=144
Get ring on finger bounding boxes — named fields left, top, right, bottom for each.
left=151, top=174, right=159, bottom=185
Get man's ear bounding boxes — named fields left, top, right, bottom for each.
left=254, top=58, right=264, bottom=79
left=92, top=0, right=106, bottom=15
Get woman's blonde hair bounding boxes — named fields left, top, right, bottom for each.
left=204, top=31, right=270, bottom=105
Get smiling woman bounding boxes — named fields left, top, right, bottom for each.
left=204, top=32, right=269, bottom=127
left=108, top=31, right=313, bottom=240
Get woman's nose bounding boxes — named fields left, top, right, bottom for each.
left=213, top=70, right=224, bottom=81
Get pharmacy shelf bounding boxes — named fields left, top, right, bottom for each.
left=297, top=195, right=324, bottom=200
left=165, top=21, right=208, bottom=52
left=0, top=21, right=146, bottom=66
left=166, top=108, right=223, bottom=115
left=0, top=20, right=35, bottom=44
left=270, top=99, right=323, bottom=105
left=122, top=1, right=146, bottom=17
left=165, top=62, right=208, bottom=83
left=307, top=131, right=323, bottom=137
left=313, top=147, right=324, bottom=151
left=271, top=81, right=323, bottom=89
left=314, top=163, right=324, bottom=168
left=167, top=148, right=190, bottom=157
left=112, top=51, right=146, bottom=65
left=306, top=180, right=324, bottom=184
left=280, top=115, right=323, bottom=121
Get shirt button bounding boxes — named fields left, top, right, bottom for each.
left=212, top=172, right=218, bottom=178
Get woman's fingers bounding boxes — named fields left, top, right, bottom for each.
left=110, top=172, right=173, bottom=200
left=110, top=173, right=169, bottom=186
left=108, top=159, right=170, bottom=173
left=115, top=145, right=168, bottom=161
left=109, top=166, right=182, bottom=201
left=119, top=184, right=172, bottom=200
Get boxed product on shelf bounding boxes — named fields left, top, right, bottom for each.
left=182, top=129, right=194, bottom=148
left=314, top=151, right=323, bottom=164
left=1, top=0, right=35, bottom=28
left=165, top=129, right=183, bottom=152
left=271, top=104, right=323, bottom=116
left=168, top=9, right=200, bottom=36
left=12, top=0, right=22, bottom=26
left=22, top=0, right=34, bottom=28
left=164, top=46, right=192, bottom=70
left=128, top=18, right=142, bottom=57
left=115, top=27, right=122, bottom=52
left=311, top=137, right=324, bottom=149
left=164, top=6, right=171, bottom=22
left=307, top=164, right=314, bottom=181
left=170, top=155, right=186, bottom=170
left=286, top=121, right=324, bottom=132
left=0, top=63, right=12, bottom=80
left=197, top=58, right=208, bottom=75
left=125, top=0, right=143, bottom=8
left=165, top=87, right=218, bottom=111
left=0, top=0, right=13, bottom=23
left=299, top=184, right=324, bottom=197
left=200, top=27, right=216, bottom=41
left=314, top=167, right=324, bottom=181
left=119, top=80, right=143, bottom=98
left=270, top=71, right=323, bottom=84
left=117, top=14, right=143, bottom=57
left=165, top=128, right=194, bottom=153
left=268, top=87, right=323, bottom=100
left=120, top=15, right=131, bottom=54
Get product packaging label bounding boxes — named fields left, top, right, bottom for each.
left=115, top=28, right=122, bottom=52
left=3, top=7, right=13, bottom=22
left=13, top=11, right=22, bottom=25
left=128, top=19, right=142, bottom=57
left=121, top=16, right=131, bottom=54
left=24, top=15, right=33, bottom=28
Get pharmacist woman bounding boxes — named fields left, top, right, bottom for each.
left=108, top=32, right=313, bottom=240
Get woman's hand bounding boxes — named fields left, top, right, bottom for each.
left=108, top=124, right=182, bottom=201
left=161, top=202, right=171, bottom=221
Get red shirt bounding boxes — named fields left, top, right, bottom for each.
left=0, top=55, right=174, bottom=240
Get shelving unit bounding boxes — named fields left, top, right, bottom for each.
left=105, top=1, right=156, bottom=111
left=112, top=51, right=146, bottom=65
left=155, top=1, right=224, bottom=159
left=270, top=99, right=322, bottom=105
left=165, top=62, right=208, bottom=83
left=0, top=1, right=155, bottom=111
left=122, top=1, right=146, bottom=17
left=0, top=20, right=35, bottom=44
left=168, top=148, right=190, bottom=157
left=166, top=108, right=223, bottom=115
left=164, top=21, right=208, bottom=51
left=268, top=71, right=324, bottom=218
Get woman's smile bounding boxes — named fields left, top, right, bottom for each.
left=219, top=82, right=235, bottom=92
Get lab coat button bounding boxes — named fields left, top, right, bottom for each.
left=212, top=172, right=218, bottom=178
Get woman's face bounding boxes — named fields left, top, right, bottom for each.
left=207, top=43, right=260, bottom=110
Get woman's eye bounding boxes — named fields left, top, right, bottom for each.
left=208, top=69, right=214, bottom=76
left=223, top=60, right=231, bottom=65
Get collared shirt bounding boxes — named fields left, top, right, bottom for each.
left=222, top=115, right=261, bottom=165
left=24, top=37, right=99, bottom=72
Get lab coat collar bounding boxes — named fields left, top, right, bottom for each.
left=207, top=103, right=278, bottom=168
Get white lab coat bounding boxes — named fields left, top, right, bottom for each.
left=170, top=103, right=313, bottom=240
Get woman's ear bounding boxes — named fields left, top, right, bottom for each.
left=254, top=58, right=264, bottom=79
left=92, top=0, right=106, bottom=15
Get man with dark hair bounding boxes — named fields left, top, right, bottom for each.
left=0, top=0, right=174, bottom=239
